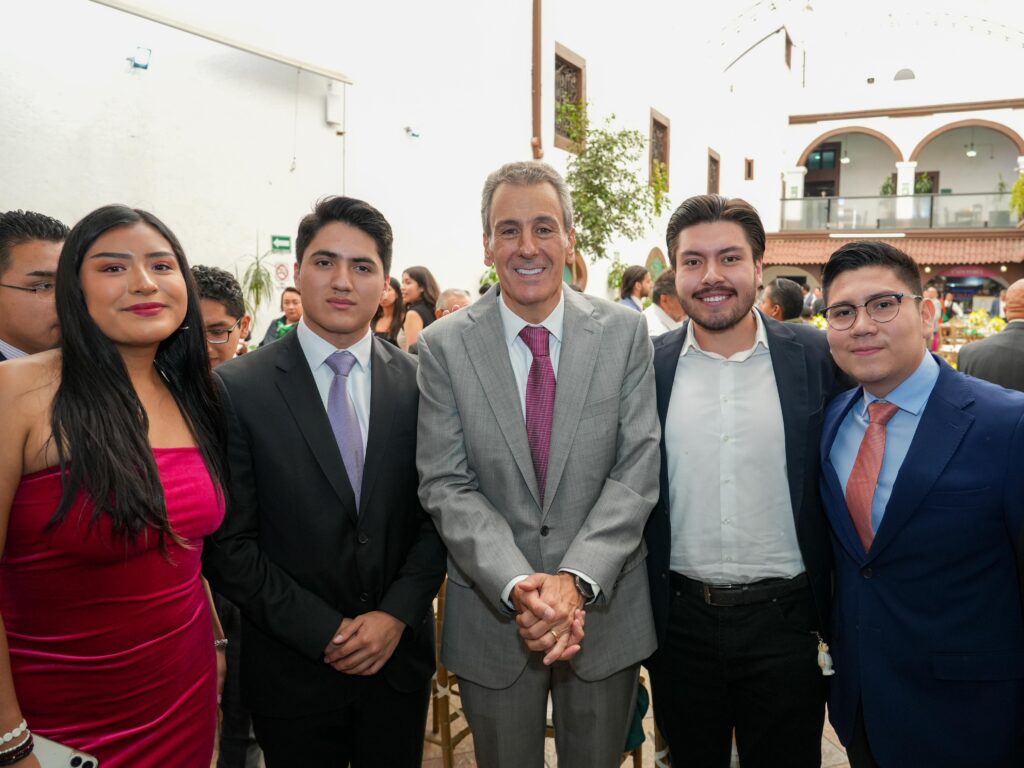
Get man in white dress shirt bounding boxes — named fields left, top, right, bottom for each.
left=644, top=194, right=849, bottom=767
left=642, top=269, right=685, bottom=336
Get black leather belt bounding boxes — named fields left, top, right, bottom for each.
left=670, top=571, right=809, bottom=607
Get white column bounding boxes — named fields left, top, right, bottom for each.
left=895, top=161, right=918, bottom=222
left=782, top=167, right=808, bottom=229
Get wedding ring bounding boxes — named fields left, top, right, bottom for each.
left=550, top=629, right=560, bottom=642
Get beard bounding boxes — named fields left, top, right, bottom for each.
left=681, top=285, right=756, bottom=332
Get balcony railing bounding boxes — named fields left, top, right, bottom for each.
left=780, top=192, right=1015, bottom=232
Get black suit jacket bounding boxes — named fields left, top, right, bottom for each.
left=644, top=313, right=851, bottom=648
left=956, top=321, right=1024, bottom=393
left=203, top=330, right=445, bottom=717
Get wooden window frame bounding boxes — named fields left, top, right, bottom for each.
left=649, top=108, right=670, bottom=192
left=554, top=42, right=586, bottom=152
left=707, top=148, right=721, bottom=195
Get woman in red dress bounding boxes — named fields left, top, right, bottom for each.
left=0, top=206, right=228, bottom=767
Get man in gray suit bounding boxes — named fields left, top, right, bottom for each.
left=958, top=278, right=1024, bottom=392
left=417, top=161, right=660, bottom=768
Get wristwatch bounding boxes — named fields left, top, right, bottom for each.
left=573, top=574, right=596, bottom=604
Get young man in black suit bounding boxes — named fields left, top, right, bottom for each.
left=203, top=196, right=446, bottom=767
left=645, top=195, right=849, bottom=767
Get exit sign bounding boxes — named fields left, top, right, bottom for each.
left=271, top=235, right=291, bottom=252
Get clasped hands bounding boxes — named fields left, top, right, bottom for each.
left=323, top=610, right=405, bottom=676
left=512, top=572, right=586, bottom=665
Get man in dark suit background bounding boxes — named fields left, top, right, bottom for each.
left=958, top=278, right=1024, bottom=392
left=819, top=241, right=1024, bottom=766
left=203, top=196, right=446, bottom=767
left=645, top=195, right=849, bottom=767
left=0, top=210, right=67, bottom=361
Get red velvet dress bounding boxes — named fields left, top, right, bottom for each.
left=0, top=448, right=224, bottom=767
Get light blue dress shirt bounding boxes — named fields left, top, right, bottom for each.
left=829, top=353, right=939, bottom=532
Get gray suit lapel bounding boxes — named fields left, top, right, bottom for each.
left=544, top=291, right=601, bottom=516
left=463, top=294, right=542, bottom=507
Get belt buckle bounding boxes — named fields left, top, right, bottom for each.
left=703, top=582, right=734, bottom=605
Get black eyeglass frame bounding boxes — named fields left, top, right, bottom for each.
left=205, top=317, right=244, bottom=344
left=0, top=282, right=55, bottom=296
left=822, top=292, right=922, bottom=331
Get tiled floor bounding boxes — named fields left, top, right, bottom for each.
left=420, top=678, right=850, bottom=767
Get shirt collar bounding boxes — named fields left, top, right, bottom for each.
left=0, top=338, right=28, bottom=360
left=681, top=309, right=769, bottom=360
left=857, top=351, right=938, bottom=418
left=297, top=318, right=373, bottom=374
left=497, top=289, right=565, bottom=348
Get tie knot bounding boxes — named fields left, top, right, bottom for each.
left=326, top=350, right=357, bottom=377
left=868, top=401, right=899, bottom=426
left=519, top=326, right=550, bottom=358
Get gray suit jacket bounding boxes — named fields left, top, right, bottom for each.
left=416, top=287, right=660, bottom=688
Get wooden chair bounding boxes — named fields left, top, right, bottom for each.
left=423, top=579, right=471, bottom=768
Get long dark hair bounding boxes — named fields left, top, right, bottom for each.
left=403, top=265, right=440, bottom=310
left=50, top=205, right=228, bottom=551
left=373, top=275, right=404, bottom=340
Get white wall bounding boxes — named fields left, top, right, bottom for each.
left=2, top=0, right=1022, bottom=328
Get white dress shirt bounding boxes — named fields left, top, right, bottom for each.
left=643, top=303, right=682, bottom=336
left=665, top=312, right=804, bottom=583
left=296, top=319, right=372, bottom=454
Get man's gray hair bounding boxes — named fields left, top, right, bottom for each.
left=436, top=287, right=472, bottom=312
left=480, top=161, right=574, bottom=235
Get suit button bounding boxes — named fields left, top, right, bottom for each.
left=862, top=567, right=873, bottom=579
left=359, top=592, right=369, bottom=602
left=358, top=533, right=369, bottom=544
left=540, top=525, right=550, bottom=536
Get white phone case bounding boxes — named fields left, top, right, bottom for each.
left=32, top=735, right=99, bottom=768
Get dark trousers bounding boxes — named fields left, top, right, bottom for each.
left=847, top=704, right=880, bottom=768
left=650, top=574, right=827, bottom=768
left=251, top=675, right=430, bottom=768
left=214, top=595, right=261, bottom=768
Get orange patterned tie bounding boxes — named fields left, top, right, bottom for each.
left=845, top=401, right=900, bottom=551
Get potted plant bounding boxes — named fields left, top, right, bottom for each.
left=238, top=249, right=275, bottom=316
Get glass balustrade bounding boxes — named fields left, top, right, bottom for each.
left=780, top=192, right=1013, bottom=231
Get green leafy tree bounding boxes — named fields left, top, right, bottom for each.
left=557, top=101, right=668, bottom=262
left=1010, top=172, right=1024, bottom=222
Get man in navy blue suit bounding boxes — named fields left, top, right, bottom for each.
left=819, top=240, right=1024, bottom=767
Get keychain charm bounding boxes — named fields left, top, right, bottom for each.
left=815, top=633, right=835, bottom=676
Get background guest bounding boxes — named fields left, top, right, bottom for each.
left=759, top=277, right=804, bottom=323
left=373, top=275, right=404, bottom=347
left=434, top=287, right=472, bottom=318
left=0, top=209, right=68, bottom=360
left=958, top=278, right=1024, bottom=392
left=192, top=264, right=261, bottom=768
left=619, top=265, right=652, bottom=311
left=400, top=265, right=439, bottom=352
left=642, top=268, right=685, bottom=336
left=0, top=205, right=228, bottom=767
left=259, top=286, right=302, bottom=346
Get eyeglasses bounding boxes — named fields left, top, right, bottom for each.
left=205, top=317, right=243, bottom=344
left=0, top=282, right=55, bottom=297
left=822, top=293, right=921, bottom=331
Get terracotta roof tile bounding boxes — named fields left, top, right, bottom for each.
left=765, top=234, right=1024, bottom=265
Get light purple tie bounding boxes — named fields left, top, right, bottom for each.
left=519, top=326, right=556, bottom=504
left=325, top=350, right=364, bottom=506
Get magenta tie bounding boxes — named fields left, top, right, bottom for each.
left=519, top=326, right=556, bottom=504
